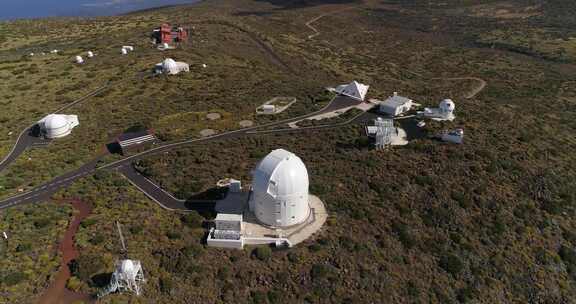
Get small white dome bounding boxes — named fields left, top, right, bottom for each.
left=120, top=259, right=135, bottom=274
left=39, top=114, right=78, bottom=139
left=43, top=114, right=68, bottom=130
left=439, top=99, right=455, bottom=112
left=162, top=58, right=178, bottom=72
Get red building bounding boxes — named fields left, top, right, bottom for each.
left=152, top=23, right=188, bottom=44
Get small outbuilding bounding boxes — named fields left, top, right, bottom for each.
left=151, top=24, right=188, bottom=45
left=110, top=130, right=157, bottom=155
left=334, top=81, right=369, bottom=101
left=37, top=114, right=79, bottom=139
left=379, top=92, right=414, bottom=116
left=75, top=56, right=84, bottom=64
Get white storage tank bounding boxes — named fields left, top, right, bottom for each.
left=249, top=149, right=310, bottom=227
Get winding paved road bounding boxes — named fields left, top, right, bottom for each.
left=0, top=96, right=366, bottom=210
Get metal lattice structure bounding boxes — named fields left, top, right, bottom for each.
left=374, top=118, right=393, bottom=149
left=98, top=222, right=145, bottom=298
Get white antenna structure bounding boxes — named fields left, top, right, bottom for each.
left=98, top=222, right=145, bottom=298
left=374, top=118, right=393, bottom=149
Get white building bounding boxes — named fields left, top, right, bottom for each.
left=262, top=104, right=276, bottom=114
left=379, top=92, right=413, bottom=116
left=87, top=51, right=94, bottom=58
left=334, top=81, right=369, bottom=101
left=249, top=149, right=310, bottom=227
left=37, top=114, right=79, bottom=139
left=155, top=58, right=190, bottom=75
left=75, top=56, right=84, bottom=64
left=418, top=99, right=456, bottom=121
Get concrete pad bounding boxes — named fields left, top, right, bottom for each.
left=206, top=113, right=221, bottom=120
left=199, top=129, right=217, bottom=137
left=391, top=127, right=409, bottom=146
left=242, top=195, right=327, bottom=246
left=239, top=120, right=254, bottom=127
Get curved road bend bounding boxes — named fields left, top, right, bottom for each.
left=0, top=131, right=50, bottom=172
left=115, top=164, right=215, bottom=212
left=0, top=72, right=147, bottom=174
left=0, top=96, right=364, bottom=210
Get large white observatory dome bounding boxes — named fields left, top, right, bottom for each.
left=39, top=114, right=79, bottom=139
left=439, top=99, right=455, bottom=113
left=249, top=149, right=310, bottom=227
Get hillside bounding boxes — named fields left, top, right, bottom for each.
left=0, top=0, right=575, bottom=303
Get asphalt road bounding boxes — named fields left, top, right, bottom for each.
left=0, top=95, right=366, bottom=210
left=0, top=130, right=50, bottom=173
left=116, top=164, right=215, bottom=212
left=0, top=158, right=102, bottom=210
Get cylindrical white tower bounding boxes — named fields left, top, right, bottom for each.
left=249, top=149, right=310, bottom=227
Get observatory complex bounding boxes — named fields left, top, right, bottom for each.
left=37, top=114, right=79, bottom=139
left=208, top=149, right=327, bottom=249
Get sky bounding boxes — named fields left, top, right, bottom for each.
left=0, top=0, right=200, bottom=20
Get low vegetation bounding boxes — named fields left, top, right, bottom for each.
left=0, top=0, right=575, bottom=303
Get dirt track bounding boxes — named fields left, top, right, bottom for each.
left=432, top=77, right=487, bottom=99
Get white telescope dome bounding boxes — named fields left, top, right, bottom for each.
left=38, top=114, right=79, bottom=139
left=162, top=58, right=178, bottom=72
left=250, top=149, right=310, bottom=227
left=439, top=99, right=455, bottom=112
left=75, top=56, right=84, bottom=64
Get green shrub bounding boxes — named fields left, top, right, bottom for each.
left=159, top=276, right=173, bottom=294
left=310, top=264, right=333, bottom=281
left=2, top=271, right=27, bottom=286
left=559, top=245, right=576, bottom=265
left=181, top=212, right=203, bottom=228
left=439, top=254, right=464, bottom=276
left=250, top=290, right=268, bottom=304
left=254, top=246, right=272, bottom=261
left=166, top=231, right=181, bottom=240
left=16, top=243, right=32, bottom=252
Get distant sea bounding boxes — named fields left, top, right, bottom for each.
left=0, top=0, right=201, bottom=20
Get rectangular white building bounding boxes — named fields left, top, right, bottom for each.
left=379, top=92, right=413, bottom=116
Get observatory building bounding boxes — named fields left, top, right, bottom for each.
left=155, top=58, right=190, bottom=75
left=334, top=81, right=369, bottom=101
left=37, top=114, right=79, bottom=139
left=207, top=149, right=327, bottom=249
left=249, top=149, right=310, bottom=227
left=379, top=92, right=414, bottom=117
left=418, top=99, right=456, bottom=121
